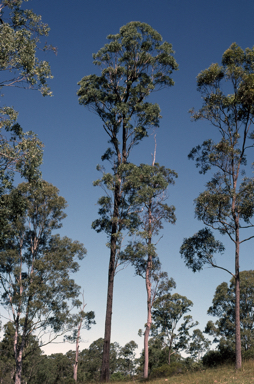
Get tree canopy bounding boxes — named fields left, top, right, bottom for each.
left=0, top=180, right=87, bottom=383
left=77, top=21, right=178, bottom=165
left=205, top=270, right=254, bottom=352
left=0, top=0, right=54, bottom=249
left=152, top=291, right=198, bottom=364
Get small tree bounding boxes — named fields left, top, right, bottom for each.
left=0, top=180, right=87, bottom=384
left=122, top=156, right=177, bottom=378
left=78, top=338, right=121, bottom=382
left=205, top=270, right=254, bottom=352
left=0, top=321, right=43, bottom=384
left=188, top=329, right=211, bottom=360
left=65, top=293, right=95, bottom=382
left=180, top=43, right=254, bottom=369
left=136, top=272, right=176, bottom=376
left=152, top=292, right=198, bottom=364
left=77, top=21, right=178, bottom=381
left=118, top=340, right=138, bottom=377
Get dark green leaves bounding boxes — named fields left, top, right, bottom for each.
left=180, top=228, right=225, bottom=272
left=152, top=290, right=198, bottom=357
left=0, top=0, right=53, bottom=95
left=0, top=180, right=87, bottom=335
left=78, top=22, right=178, bottom=160
left=205, top=270, right=254, bottom=350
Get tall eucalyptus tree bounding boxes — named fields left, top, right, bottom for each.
left=180, top=43, right=254, bottom=369
left=77, top=21, right=178, bottom=381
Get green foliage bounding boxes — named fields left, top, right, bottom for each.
left=78, top=21, right=178, bottom=381
left=0, top=0, right=54, bottom=140
left=138, top=336, right=170, bottom=374
left=91, top=166, right=141, bottom=238
left=187, top=43, right=254, bottom=236
left=188, top=329, right=211, bottom=360
left=33, top=353, right=74, bottom=384
left=205, top=270, right=254, bottom=351
left=117, top=340, right=138, bottom=376
left=180, top=228, right=225, bottom=272
left=110, top=372, right=126, bottom=382
left=0, top=321, right=43, bottom=383
left=64, top=309, right=96, bottom=344
left=75, top=338, right=122, bottom=381
left=182, top=357, right=204, bottom=372
left=0, top=0, right=54, bottom=248
left=0, top=0, right=53, bottom=97
left=152, top=291, right=198, bottom=361
left=120, top=162, right=177, bottom=275
left=0, top=126, right=44, bottom=246
left=0, top=180, right=87, bottom=382
left=202, top=346, right=235, bottom=367
left=181, top=45, right=254, bottom=369
left=78, top=22, right=178, bottom=163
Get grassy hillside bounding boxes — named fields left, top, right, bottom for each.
left=109, top=360, right=254, bottom=384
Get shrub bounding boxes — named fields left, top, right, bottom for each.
left=202, top=347, right=235, bottom=367
left=150, top=362, right=183, bottom=378
left=183, top=357, right=203, bottom=372
left=110, top=372, right=126, bottom=382
left=242, top=348, right=254, bottom=360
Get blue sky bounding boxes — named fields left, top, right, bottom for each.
left=2, top=0, right=254, bottom=356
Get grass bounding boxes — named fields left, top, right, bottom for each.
left=106, top=360, right=254, bottom=384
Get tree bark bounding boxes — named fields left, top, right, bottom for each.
left=144, top=253, right=152, bottom=378
left=144, top=201, right=153, bottom=379
left=100, top=243, right=116, bottom=381
left=74, top=320, right=82, bottom=382
left=235, top=228, right=241, bottom=369
left=15, top=347, right=24, bottom=384
left=100, top=181, right=120, bottom=382
left=168, top=347, right=171, bottom=365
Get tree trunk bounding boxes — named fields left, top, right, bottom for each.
left=100, top=244, right=116, bottom=381
left=73, top=359, right=78, bottom=381
left=100, top=120, right=128, bottom=382
left=235, top=230, right=242, bottom=369
left=144, top=201, right=153, bottom=379
left=74, top=319, right=82, bottom=382
left=168, top=346, right=171, bottom=365
left=144, top=254, right=152, bottom=378
left=15, top=349, right=23, bottom=384
left=100, top=182, right=120, bottom=382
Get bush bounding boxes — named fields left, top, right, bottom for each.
left=110, top=372, right=126, bottom=382
left=242, top=348, right=254, bottom=360
left=183, top=357, right=203, bottom=372
left=150, top=362, right=183, bottom=378
left=62, top=379, right=76, bottom=384
left=202, top=347, right=235, bottom=367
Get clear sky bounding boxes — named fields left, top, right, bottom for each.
left=2, top=0, right=254, bottom=356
